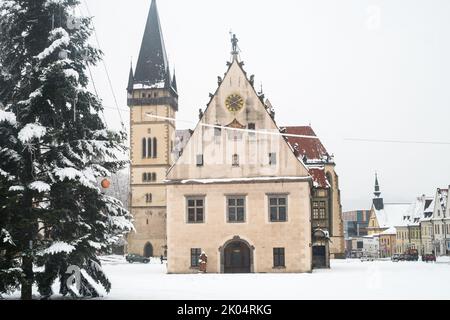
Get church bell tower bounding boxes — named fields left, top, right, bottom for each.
left=127, top=0, right=178, bottom=257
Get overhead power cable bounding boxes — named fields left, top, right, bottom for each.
left=344, top=138, right=450, bottom=146
left=82, top=0, right=124, bottom=128
left=145, top=114, right=320, bottom=139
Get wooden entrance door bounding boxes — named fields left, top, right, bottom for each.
left=312, top=245, right=327, bottom=268
left=144, top=242, right=153, bottom=258
left=224, top=241, right=251, bottom=273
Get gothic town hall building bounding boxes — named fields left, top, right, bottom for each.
left=127, top=0, right=344, bottom=273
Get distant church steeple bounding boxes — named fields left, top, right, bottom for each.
left=372, top=173, right=384, bottom=210
left=374, top=173, right=381, bottom=198
left=127, top=62, right=134, bottom=93
left=133, top=0, right=175, bottom=93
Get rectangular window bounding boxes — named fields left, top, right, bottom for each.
left=227, top=196, right=246, bottom=223
left=214, top=127, right=222, bottom=137
left=190, top=248, right=202, bottom=268
left=269, top=195, right=288, bottom=222
left=248, top=123, right=256, bottom=136
left=313, top=208, right=319, bottom=219
left=318, top=202, right=327, bottom=219
left=145, top=193, right=152, bottom=203
left=196, top=154, right=204, bottom=167
left=273, top=248, right=285, bottom=267
left=269, top=153, right=277, bottom=166
left=319, top=208, right=326, bottom=219
left=187, top=197, right=205, bottom=223
left=232, top=154, right=240, bottom=167
left=143, top=173, right=156, bottom=182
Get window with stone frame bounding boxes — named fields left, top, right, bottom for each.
left=273, top=248, right=285, bottom=267
left=196, top=154, right=204, bottom=167
left=143, top=172, right=156, bottom=182
left=312, top=200, right=327, bottom=220
left=227, top=196, right=246, bottom=223
left=232, top=154, right=240, bottom=167
left=269, top=152, right=277, bottom=166
left=268, top=195, right=288, bottom=222
left=187, top=197, right=205, bottom=223
left=190, top=248, right=202, bottom=268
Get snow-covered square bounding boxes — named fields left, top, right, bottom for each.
left=88, top=256, right=450, bottom=300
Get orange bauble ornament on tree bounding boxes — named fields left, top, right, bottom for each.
left=101, top=178, right=111, bottom=189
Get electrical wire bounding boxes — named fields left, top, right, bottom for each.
left=145, top=113, right=320, bottom=139
left=82, top=0, right=125, bottom=128
left=344, top=138, right=450, bottom=146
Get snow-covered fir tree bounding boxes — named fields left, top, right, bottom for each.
left=0, top=0, right=133, bottom=299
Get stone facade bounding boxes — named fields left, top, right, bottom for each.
left=166, top=181, right=312, bottom=273
left=165, top=56, right=313, bottom=273
left=126, top=0, right=178, bottom=258
left=282, top=127, right=345, bottom=260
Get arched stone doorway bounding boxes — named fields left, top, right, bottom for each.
left=312, top=229, right=330, bottom=269
left=219, top=236, right=254, bottom=274
left=144, top=242, right=153, bottom=258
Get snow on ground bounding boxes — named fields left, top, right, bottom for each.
left=5, top=257, right=450, bottom=300
left=99, top=258, right=450, bottom=300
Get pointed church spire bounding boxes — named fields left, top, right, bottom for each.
left=127, top=62, right=134, bottom=93
left=172, top=70, right=178, bottom=92
left=134, top=0, right=170, bottom=88
left=374, top=173, right=381, bottom=198
left=372, top=173, right=384, bottom=210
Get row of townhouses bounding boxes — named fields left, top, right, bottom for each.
left=344, top=176, right=449, bottom=258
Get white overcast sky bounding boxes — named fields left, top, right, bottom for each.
left=82, top=0, right=450, bottom=211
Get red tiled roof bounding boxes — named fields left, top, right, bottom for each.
left=281, top=126, right=330, bottom=163
left=308, top=167, right=330, bottom=188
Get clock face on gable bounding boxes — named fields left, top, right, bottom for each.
left=225, top=94, right=244, bottom=113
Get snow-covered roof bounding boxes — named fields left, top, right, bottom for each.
left=397, top=196, right=433, bottom=226
left=437, top=188, right=448, bottom=213
left=308, top=166, right=331, bottom=189
left=374, top=203, right=411, bottom=229
left=421, top=198, right=435, bottom=221
left=380, top=227, right=397, bottom=235
left=281, top=126, right=333, bottom=165
left=280, top=126, right=333, bottom=188
left=166, top=176, right=312, bottom=185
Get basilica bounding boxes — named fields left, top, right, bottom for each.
left=126, top=0, right=344, bottom=273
